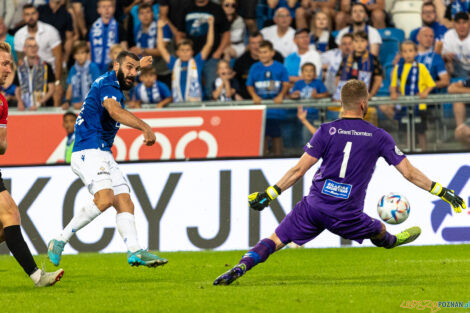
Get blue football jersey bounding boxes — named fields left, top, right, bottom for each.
left=73, top=70, right=125, bottom=152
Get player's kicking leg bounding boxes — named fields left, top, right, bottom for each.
left=370, top=222, right=421, bottom=249
left=0, top=191, right=64, bottom=287
left=214, top=232, right=284, bottom=286
left=113, top=193, right=167, bottom=267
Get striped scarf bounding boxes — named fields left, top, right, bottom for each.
left=90, top=18, right=119, bottom=73
left=397, top=61, right=420, bottom=96
left=17, top=57, right=48, bottom=108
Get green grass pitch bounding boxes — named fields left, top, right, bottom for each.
left=1, top=244, right=468, bottom=313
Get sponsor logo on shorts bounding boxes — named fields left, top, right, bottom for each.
left=97, top=166, right=110, bottom=176
left=321, top=179, right=352, bottom=199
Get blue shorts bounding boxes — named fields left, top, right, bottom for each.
left=275, top=198, right=383, bottom=245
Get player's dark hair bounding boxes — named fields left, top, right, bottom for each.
left=72, top=41, right=89, bottom=56
left=63, top=112, right=77, bottom=120
left=301, top=62, right=316, bottom=73
left=140, top=66, right=157, bottom=76
left=176, top=39, right=194, bottom=50
left=340, top=79, right=368, bottom=110
left=342, top=33, right=354, bottom=41
left=22, top=4, right=35, bottom=11
left=116, top=51, right=140, bottom=64
left=353, top=30, right=368, bottom=41
left=400, top=40, right=417, bottom=52
left=259, top=40, right=274, bottom=50
left=138, top=3, right=153, bottom=12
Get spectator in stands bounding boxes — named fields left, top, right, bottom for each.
left=448, top=80, right=470, bottom=147
left=37, top=0, right=75, bottom=108
left=237, top=0, right=258, bottom=34
left=246, top=40, right=289, bottom=156
left=128, top=67, right=172, bottom=108
left=297, top=105, right=317, bottom=134
left=322, top=33, right=353, bottom=95
left=284, top=28, right=322, bottom=83
left=62, top=112, right=77, bottom=164
left=107, top=43, right=125, bottom=71
left=3, top=0, right=48, bottom=33
left=37, top=0, right=74, bottom=63
left=72, top=0, right=125, bottom=38
left=221, top=0, right=246, bottom=61
left=409, top=2, right=447, bottom=54
left=335, top=3, right=382, bottom=56
left=64, top=41, right=101, bottom=110
left=0, top=18, right=16, bottom=63
left=233, top=32, right=284, bottom=99
left=14, top=37, right=55, bottom=111
left=267, top=0, right=299, bottom=19
left=390, top=41, right=435, bottom=151
left=442, top=12, right=470, bottom=79
left=416, top=27, right=449, bottom=91
left=89, top=0, right=127, bottom=74
left=335, top=31, right=383, bottom=100
left=158, top=17, right=214, bottom=102
left=127, top=0, right=159, bottom=37
left=290, top=62, right=329, bottom=99
left=295, top=0, right=338, bottom=30
left=260, top=7, right=296, bottom=58
left=339, top=0, right=386, bottom=29
left=443, top=0, right=470, bottom=28
left=176, top=0, right=230, bottom=100
left=310, top=10, right=336, bottom=52
left=129, top=3, right=171, bottom=58
left=212, top=60, right=242, bottom=101
left=14, top=4, right=62, bottom=107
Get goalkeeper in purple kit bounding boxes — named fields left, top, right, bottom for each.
left=213, top=79, right=466, bottom=286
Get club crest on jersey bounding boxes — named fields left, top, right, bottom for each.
left=329, top=127, right=337, bottom=135
left=395, top=145, right=404, bottom=156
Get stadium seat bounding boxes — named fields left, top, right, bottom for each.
left=379, top=38, right=400, bottom=67
left=378, top=28, right=405, bottom=42
left=390, top=0, right=422, bottom=37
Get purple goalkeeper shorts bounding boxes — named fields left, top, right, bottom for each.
left=275, top=198, right=383, bottom=246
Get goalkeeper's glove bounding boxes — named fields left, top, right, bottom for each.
left=248, top=185, right=281, bottom=211
left=430, top=181, right=466, bottom=213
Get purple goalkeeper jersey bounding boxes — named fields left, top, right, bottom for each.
left=303, top=118, right=406, bottom=218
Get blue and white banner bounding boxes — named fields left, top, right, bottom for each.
left=1, top=152, right=469, bottom=255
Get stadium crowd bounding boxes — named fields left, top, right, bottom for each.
left=1, top=0, right=470, bottom=154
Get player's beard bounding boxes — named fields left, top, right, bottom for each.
left=117, top=68, right=135, bottom=91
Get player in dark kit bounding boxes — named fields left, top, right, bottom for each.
left=0, top=42, right=64, bottom=287
left=214, top=79, right=466, bottom=286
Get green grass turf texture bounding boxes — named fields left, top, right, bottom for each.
left=0, top=244, right=468, bottom=313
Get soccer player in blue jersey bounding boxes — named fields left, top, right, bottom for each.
left=48, top=51, right=168, bottom=268
left=213, top=79, right=466, bottom=286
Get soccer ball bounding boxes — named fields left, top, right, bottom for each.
left=377, top=193, right=410, bottom=224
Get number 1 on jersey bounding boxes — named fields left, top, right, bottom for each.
left=339, top=141, right=352, bottom=178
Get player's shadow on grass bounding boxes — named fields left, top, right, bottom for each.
left=240, top=273, right=435, bottom=287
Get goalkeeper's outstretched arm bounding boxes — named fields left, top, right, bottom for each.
left=395, top=157, right=466, bottom=213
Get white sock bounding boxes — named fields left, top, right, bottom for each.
left=57, top=202, right=101, bottom=242
left=116, top=212, right=141, bottom=253
left=30, top=269, right=41, bottom=284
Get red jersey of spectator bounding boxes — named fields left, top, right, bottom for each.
left=0, top=93, right=8, bottom=128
